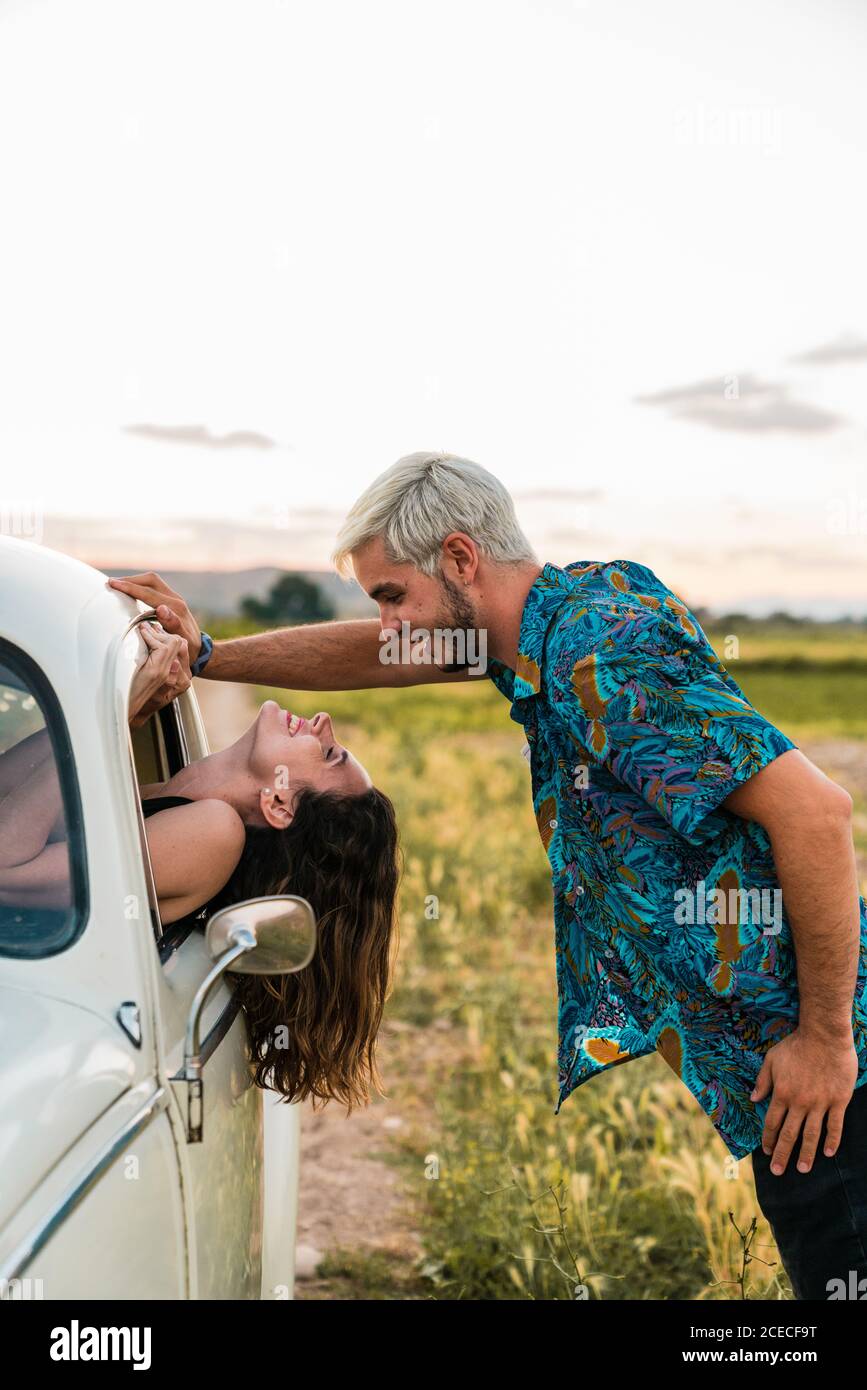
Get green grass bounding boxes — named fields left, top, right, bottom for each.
left=257, top=662, right=867, bottom=744
left=302, top=1248, right=434, bottom=1301
left=727, top=669, right=867, bottom=740
left=702, top=623, right=867, bottom=667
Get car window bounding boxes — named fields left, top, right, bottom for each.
left=0, top=641, right=88, bottom=958
left=129, top=702, right=195, bottom=951
left=130, top=713, right=171, bottom=788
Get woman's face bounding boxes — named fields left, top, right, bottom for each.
left=247, top=699, right=372, bottom=810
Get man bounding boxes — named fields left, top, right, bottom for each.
left=110, top=450, right=867, bottom=1300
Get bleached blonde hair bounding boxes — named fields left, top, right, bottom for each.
left=331, top=451, right=537, bottom=579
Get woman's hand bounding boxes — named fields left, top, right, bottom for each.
left=129, top=622, right=192, bottom=728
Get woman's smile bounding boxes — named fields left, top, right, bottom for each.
left=282, top=708, right=326, bottom=738
left=260, top=699, right=314, bottom=738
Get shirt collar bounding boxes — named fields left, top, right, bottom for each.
left=489, top=561, right=575, bottom=703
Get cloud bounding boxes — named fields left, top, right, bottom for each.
left=42, top=511, right=334, bottom=570
left=250, top=504, right=346, bottom=525
left=123, top=423, right=282, bottom=449
left=788, top=333, right=867, bottom=365
left=635, top=372, right=844, bottom=433
left=513, top=487, right=605, bottom=503
left=540, top=531, right=597, bottom=549
left=719, top=545, right=859, bottom=569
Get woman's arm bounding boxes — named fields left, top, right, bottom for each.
left=0, top=750, right=68, bottom=907
left=0, top=843, right=72, bottom=909
left=0, top=725, right=52, bottom=799
left=0, top=753, right=63, bottom=869
left=142, top=798, right=246, bottom=925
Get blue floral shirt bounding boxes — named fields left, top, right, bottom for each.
left=488, top=559, right=867, bottom=1161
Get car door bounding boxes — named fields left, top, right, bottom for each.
left=0, top=539, right=186, bottom=1300
left=129, top=653, right=265, bottom=1301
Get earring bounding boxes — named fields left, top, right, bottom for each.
left=262, top=787, right=272, bottom=795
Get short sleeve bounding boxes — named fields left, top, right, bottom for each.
left=486, top=657, right=516, bottom=703
left=547, top=616, right=798, bottom=846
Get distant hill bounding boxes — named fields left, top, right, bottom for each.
left=99, top=566, right=867, bottom=625
left=101, top=567, right=378, bottom=620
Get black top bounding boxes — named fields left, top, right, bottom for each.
left=141, top=794, right=197, bottom=817
left=141, top=793, right=232, bottom=934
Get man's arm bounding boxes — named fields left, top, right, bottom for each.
left=108, top=573, right=475, bottom=690
left=204, top=616, right=475, bottom=689
left=722, top=748, right=861, bottom=1172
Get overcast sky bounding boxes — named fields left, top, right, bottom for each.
left=1, top=0, right=865, bottom=615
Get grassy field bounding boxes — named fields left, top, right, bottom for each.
left=257, top=625, right=867, bottom=1300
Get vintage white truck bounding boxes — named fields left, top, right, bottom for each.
left=0, top=535, right=315, bottom=1300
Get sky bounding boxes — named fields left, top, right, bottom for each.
left=1, top=0, right=865, bottom=616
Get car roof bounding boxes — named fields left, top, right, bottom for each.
left=0, top=536, right=142, bottom=672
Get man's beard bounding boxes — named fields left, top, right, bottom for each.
left=433, top=573, right=480, bottom=671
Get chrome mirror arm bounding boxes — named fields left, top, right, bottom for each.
left=170, top=928, right=256, bottom=1142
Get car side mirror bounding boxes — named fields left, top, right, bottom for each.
left=206, top=895, right=317, bottom=974
left=170, top=895, right=317, bottom=1142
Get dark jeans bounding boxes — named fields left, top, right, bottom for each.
left=750, top=1079, right=867, bottom=1300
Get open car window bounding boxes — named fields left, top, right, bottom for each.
left=130, top=711, right=172, bottom=788
left=128, top=696, right=205, bottom=953
left=127, top=704, right=184, bottom=949
left=0, top=640, right=88, bottom=959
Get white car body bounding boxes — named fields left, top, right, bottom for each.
left=0, top=536, right=303, bottom=1300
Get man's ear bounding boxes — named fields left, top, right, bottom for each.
left=259, top=789, right=294, bottom=830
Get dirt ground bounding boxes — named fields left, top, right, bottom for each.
left=192, top=678, right=867, bottom=1295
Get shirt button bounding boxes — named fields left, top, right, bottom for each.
left=605, top=948, right=615, bottom=958
left=549, top=819, right=558, bottom=829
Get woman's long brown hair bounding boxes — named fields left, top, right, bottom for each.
left=215, top=784, right=401, bottom=1113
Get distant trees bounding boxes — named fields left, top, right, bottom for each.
left=765, top=610, right=804, bottom=627
left=240, top=572, right=335, bottom=625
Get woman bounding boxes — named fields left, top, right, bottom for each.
left=0, top=623, right=402, bottom=1115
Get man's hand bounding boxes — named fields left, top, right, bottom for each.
left=109, top=572, right=202, bottom=668
left=752, top=1025, right=859, bottom=1175
left=129, top=622, right=192, bottom=728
